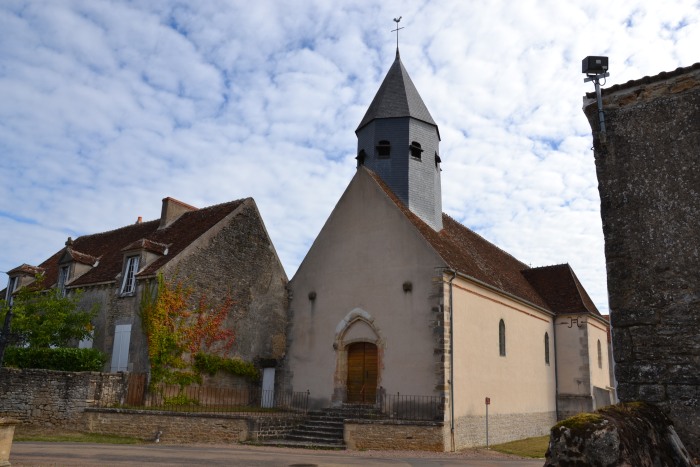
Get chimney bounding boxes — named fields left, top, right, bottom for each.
left=136, top=216, right=142, bottom=224
left=159, top=197, right=197, bottom=229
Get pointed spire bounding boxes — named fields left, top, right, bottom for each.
left=355, top=54, right=438, bottom=136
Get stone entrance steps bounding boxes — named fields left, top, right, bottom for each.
left=262, top=404, right=380, bottom=449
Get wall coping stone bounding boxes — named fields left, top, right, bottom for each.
left=345, top=419, right=444, bottom=427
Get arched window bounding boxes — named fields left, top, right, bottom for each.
left=499, top=319, right=506, bottom=356
left=376, top=140, right=391, bottom=158
left=434, top=152, right=441, bottom=169
left=356, top=149, right=366, bottom=167
left=544, top=332, right=550, bottom=364
left=597, top=339, right=602, bottom=368
left=410, top=141, right=423, bottom=159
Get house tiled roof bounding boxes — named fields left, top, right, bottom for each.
left=65, top=248, right=99, bottom=266
left=28, top=198, right=247, bottom=290
left=356, top=51, right=438, bottom=134
left=366, top=168, right=600, bottom=315
left=522, top=264, right=601, bottom=316
left=7, top=264, right=45, bottom=276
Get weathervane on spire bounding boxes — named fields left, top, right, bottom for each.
left=392, top=17, right=404, bottom=53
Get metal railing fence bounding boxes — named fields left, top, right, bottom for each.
left=121, top=380, right=308, bottom=415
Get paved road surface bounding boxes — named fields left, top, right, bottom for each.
left=10, top=442, right=545, bottom=466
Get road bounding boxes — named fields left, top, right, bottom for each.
left=10, top=442, right=545, bottom=466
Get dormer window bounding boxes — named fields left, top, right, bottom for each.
left=410, top=141, right=423, bottom=160
left=120, top=255, right=140, bottom=295
left=376, top=140, right=391, bottom=158
left=58, top=265, right=70, bottom=297
left=5, top=276, right=18, bottom=305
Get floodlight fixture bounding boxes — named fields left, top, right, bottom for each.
left=582, top=56, right=610, bottom=138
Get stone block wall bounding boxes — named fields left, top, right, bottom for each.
left=84, top=409, right=251, bottom=443
left=584, top=64, right=700, bottom=458
left=344, top=420, right=446, bottom=451
left=0, top=368, right=128, bottom=426
left=453, top=411, right=556, bottom=449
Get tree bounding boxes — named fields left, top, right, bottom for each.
left=140, top=273, right=237, bottom=387
left=2, top=276, right=97, bottom=348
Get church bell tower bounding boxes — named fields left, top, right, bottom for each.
left=355, top=49, right=443, bottom=231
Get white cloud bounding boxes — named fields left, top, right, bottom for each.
left=2, top=0, right=699, bottom=314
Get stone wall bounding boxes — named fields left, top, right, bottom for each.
left=84, top=409, right=252, bottom=443
left=0, top=368, right=128, bottom=426
left=453, top=411, right=556, bottom=449
left=344, top=420, right=446, bottom=451
left=584, top=64, right=700, bottom=458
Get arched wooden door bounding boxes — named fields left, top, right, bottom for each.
left=346, top=342, right=378, bottom=404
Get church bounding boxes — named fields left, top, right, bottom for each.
left=284, top=49, right=613, bottom=449
left=2, top=48, right=614, bottom=451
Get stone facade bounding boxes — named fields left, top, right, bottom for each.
left=344, top=420, right=446, bottom=451
left=83, top=409, right=305, bottom=444
left=84, top=409, right=252, bottom=443
left=0, top=368, right=128, bottom=427
left=584, top=63, right=700, bottom=458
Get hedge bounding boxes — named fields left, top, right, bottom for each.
left=3, top=347, right=107, bottom=372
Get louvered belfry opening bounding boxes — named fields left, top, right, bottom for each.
left=346, top=342, right=378, bottom=404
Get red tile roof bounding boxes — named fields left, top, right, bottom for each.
left=522, top=264, right=601, bottom=316
left=366, top=168, right=599, bottom=315
left=25, top=198, right=247, bottom=290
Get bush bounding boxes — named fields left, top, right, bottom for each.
left=4, top=347, right=107, bottom=372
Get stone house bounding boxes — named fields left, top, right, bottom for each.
left=285, top=51, right=614, bottom=450
left=583, top=62, right=700, bottom=458
left=3, top=197, right=288, bottom=382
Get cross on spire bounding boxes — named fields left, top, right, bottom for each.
left=392, top=17, right=404, bottom=55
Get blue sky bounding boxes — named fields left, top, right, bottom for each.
left=1, top=0, right=699, bottom=314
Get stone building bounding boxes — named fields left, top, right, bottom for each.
left=584, top=62, right=700, bottom=458
left=3, top=197, right=288, bottom=381
left=285, top=50, right=613, bottom=450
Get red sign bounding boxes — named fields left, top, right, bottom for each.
left=485, top=397, right=491, bottom=405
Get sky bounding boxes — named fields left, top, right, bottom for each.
left=1, top=0, right=698, bottom=314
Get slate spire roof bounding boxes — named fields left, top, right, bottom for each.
left=356, top=51, right=438, bottom=134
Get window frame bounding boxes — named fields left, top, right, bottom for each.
left=120, top=255, right=140, bottom=296
left=376, top=140, right=391, bottom=159
left=410, top=141, right=423, bottom=160
left=544, top=332, right=550, bottom=365
left=498, top=319, right=506, bottom=357
left=58, top=265, right=70, bottom=297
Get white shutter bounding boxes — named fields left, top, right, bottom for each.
left=110, top=324, right=132, bottom=372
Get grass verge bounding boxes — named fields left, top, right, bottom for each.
left=489, top=435, right=549, bottom=458
left=14, top=431, right=144, bottom=444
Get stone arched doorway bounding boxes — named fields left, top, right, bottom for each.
left=333, top=308, right=383, bottom=405
left=346, top=341, right=378, bottom=404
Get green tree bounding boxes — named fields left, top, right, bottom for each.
left=2, top=276, right=97, bottom=348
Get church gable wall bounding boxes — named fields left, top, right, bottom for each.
left=286, top=169, right=446, bottom=409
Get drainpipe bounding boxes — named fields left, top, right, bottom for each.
left=553, top=317, right=559, bottom=420
left=447, top=269, right=457, bottom=452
